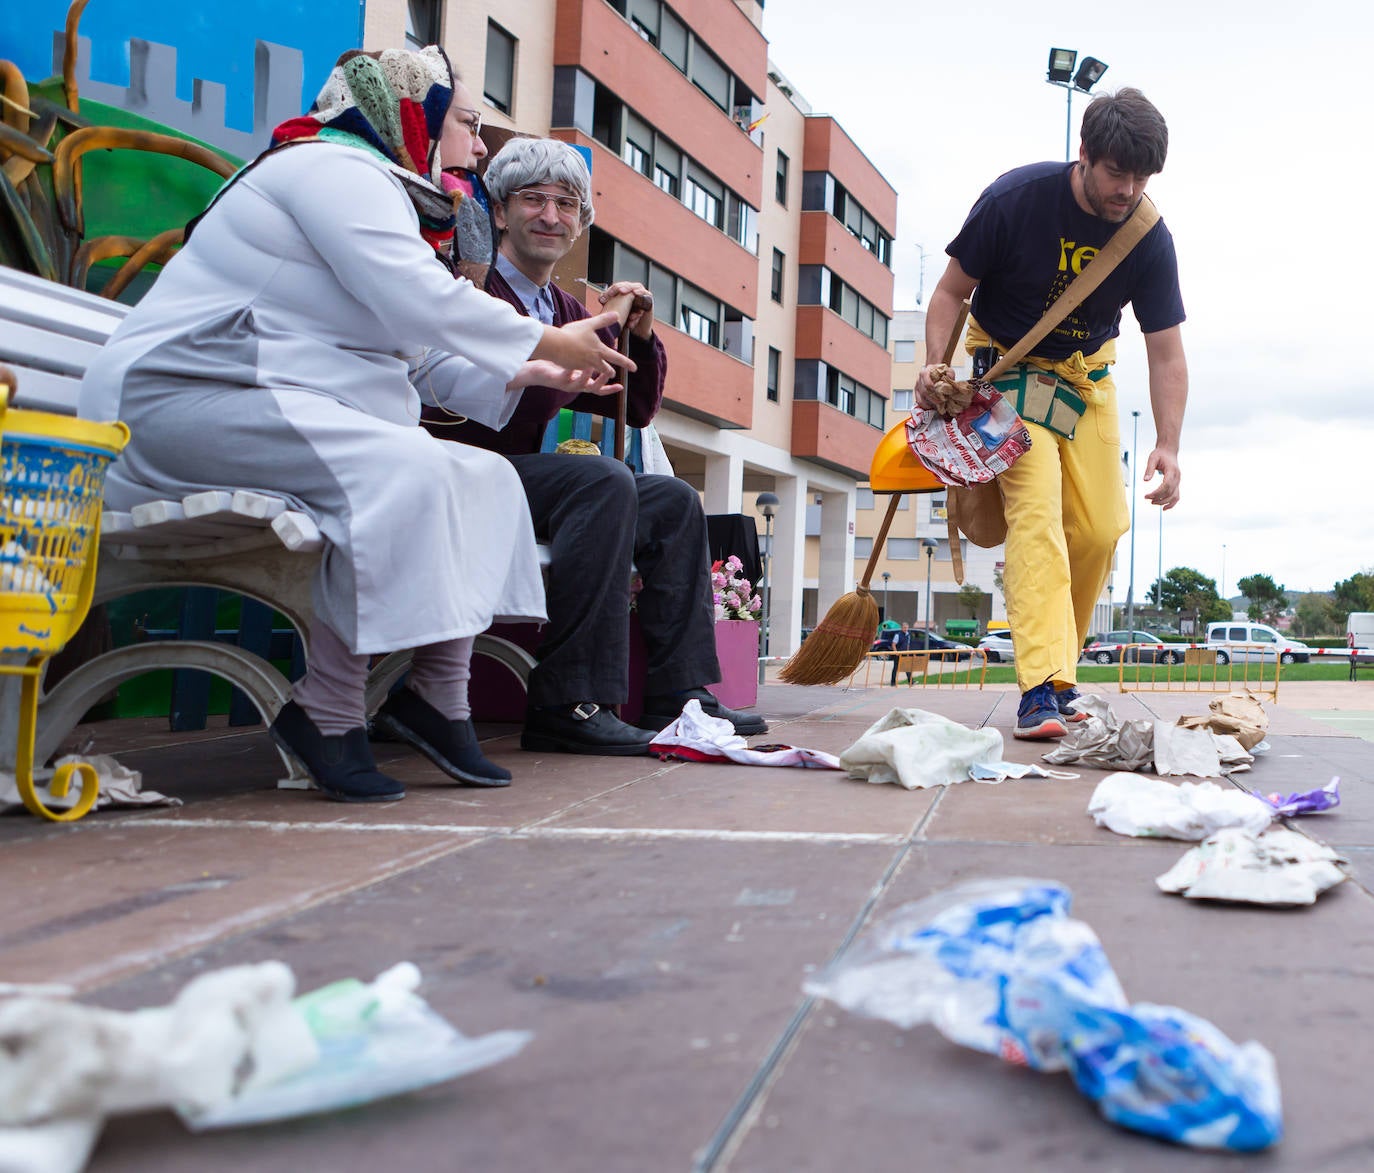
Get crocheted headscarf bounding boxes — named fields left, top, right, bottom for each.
left=270, top=46, right=458, bottom=255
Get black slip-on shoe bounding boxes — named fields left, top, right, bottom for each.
left=638, top=687, right=769, bottom=737
left=373, top=688, right=512, bottom=787
left=520, top=702, right=656, bottom=756
left=270, top=701, right=406, bottom=803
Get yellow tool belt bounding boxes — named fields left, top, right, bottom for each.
left=967, top=320, right=1116, bottom=439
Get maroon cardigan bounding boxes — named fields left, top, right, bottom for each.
left=422, top=267, right=667, bottom=456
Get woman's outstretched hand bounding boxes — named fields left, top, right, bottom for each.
left=534, top=312, right=637, bottom=382
left=509, top=359, right=622, bottom=398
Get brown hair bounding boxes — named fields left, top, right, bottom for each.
left=1080, top=88, right=1168, bottom=176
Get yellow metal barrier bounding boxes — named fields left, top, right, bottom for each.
left=0, top=404, right=129, bottom=820
left=852, top=648, right=988, bottom=690
left=1114, top=643, right=1281, bottom=700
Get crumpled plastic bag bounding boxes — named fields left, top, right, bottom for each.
left=1176, top=692, right=1269, bottom=752
left=804, top=879, right=1282, bottom=1151
left=1157, top=826, right=1347, bottom=906
left=1042, top=695, right=1154, bottom=771
left=1262, top=777, right=1340, bottom=817
left=1088, top=773, right=1275, bottom=840
left=0, top=961, right=530, bottom=1171
left=839, top=708, right=1066, bottom=789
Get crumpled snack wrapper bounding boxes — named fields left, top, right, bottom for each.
left=1177, top=692, right=1269, bottom=752
left=1157, top=826, right=1347, bottom=906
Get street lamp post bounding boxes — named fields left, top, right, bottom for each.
left=922, top=538, right=938, bottom=637
left=755, top=491, right=779, bottom=681
left=1045, top=48, right=1109, bottom=162
left=1221, top=543, right=1228, bottom=607
left=1156, top=507, right=1164, bottom=627
left=881, top=571, right=890, bottom=621
left=1126, top=410, right=1140, bottom=633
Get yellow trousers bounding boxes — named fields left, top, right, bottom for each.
left=997, top=378, right=1129, bottom=692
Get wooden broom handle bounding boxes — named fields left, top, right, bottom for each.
left=857, top=300, right=971, bottom=591
left=601, top=290, right=636, bottom=462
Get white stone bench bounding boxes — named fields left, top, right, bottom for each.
left=0, top=266, right=538, bottom=787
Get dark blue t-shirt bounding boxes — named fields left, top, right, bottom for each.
left=947, top=161, right=1185, bottom=360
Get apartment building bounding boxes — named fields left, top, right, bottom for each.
left=363, top=0, right=899, bottom=658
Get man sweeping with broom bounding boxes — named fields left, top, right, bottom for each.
left=918, top=88, right=1188, bottom=739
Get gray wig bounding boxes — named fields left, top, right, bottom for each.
left=484, top=138, right=596, bottom=229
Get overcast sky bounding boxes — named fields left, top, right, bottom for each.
left=764, top=0, right=1373, bottom=602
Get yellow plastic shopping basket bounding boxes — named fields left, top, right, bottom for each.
left=0, top=387, right=128, bottom=821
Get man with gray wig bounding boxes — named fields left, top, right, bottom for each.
left=426, top=136, right=768, bottom=754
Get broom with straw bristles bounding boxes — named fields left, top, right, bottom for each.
left=778, top=303, right=970, bottom=686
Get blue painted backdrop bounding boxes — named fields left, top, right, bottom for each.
left=0, top=2, right=364, bottom=131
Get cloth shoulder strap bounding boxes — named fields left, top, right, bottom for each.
left=983, top=194, right=1160, bottom=382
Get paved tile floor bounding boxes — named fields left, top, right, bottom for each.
left=4, top=678, right=1374, bottom=1171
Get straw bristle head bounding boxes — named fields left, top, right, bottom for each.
left=777, top=590, right=880, bottom=686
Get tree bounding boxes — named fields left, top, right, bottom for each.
left=1150, top=567, right=1219, bottom=613
left=957, top=583, right=985, bottom=620
left=1333, top=571, right=1374, bottom=617
left=1237, top=573, right=1288, bottom=625
left=1200, top=596, right=1233, bottom=625
left=1293, top=593, right=1340, bottom=638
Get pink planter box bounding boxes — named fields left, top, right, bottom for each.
left=707, top=619, right=759, bottom=711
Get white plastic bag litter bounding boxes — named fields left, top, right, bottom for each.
left=0, top=961, right=530, bottom=1171
left=1087, top=772, right=1274, bottom=840
left=1156, top=827, right=1347, bottom=906
left=804, top=879, right=1282, bottom=1151
left=840, top=708, right=1064, bottom=789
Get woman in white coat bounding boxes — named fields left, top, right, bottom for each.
left=79, top=47, right=632, bottom=802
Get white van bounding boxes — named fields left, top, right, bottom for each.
left=1348, top=612, right=1374, bottom=651
left=1204, top=622, right=1312, bottom=665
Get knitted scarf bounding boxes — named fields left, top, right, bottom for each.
left=270, top=46, right=458, bottom=256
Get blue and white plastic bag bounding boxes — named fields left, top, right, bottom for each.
left=804, top=879, right=1282, bottom=1151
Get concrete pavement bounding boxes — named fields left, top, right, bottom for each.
left=3, top=678, right=1373, bottom=1170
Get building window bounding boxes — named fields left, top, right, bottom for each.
left=654, top=163, right=678, bottom=196
left=775, top=150, right=789, bottom=205
left=681, top=306, right=716, bottom=345
left=685, top=173, right=722, bottom=229
left=621, top=139, right=648, bottom=175
left=771, top=248, right=784, bottom=303
left=405, top=0, right=440, bottom=49
left=484, top=22, right=516, bottom=114
left=766, top=346, right=780, bottom=402
left=856, top=487, right=875, bottom=510
left=892, top=389, right=914, bottom=412
left=894, top=340, right=916, bottom=363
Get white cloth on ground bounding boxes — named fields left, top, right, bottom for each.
left=0, top=755, right=176, bottom=816
left=840, top=708, right=1068, bottom=789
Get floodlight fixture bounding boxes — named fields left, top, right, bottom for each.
left=1073, top=56, right=1109, bottom=92
left=1046, top=48, right=1077, bottom=83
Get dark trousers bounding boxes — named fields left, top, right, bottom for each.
left=505, top=454, right=720, bottom=708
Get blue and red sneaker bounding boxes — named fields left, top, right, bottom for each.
left=1014, top=683, right=1069, bottom=740
left=1054, top=685, right=1090, bottom=723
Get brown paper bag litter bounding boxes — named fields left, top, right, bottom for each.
left=1176, top=692, right=1269, bottom=752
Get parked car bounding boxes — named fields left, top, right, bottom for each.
left=1204, top=622, right=1312, bottom=665
left=1082, top=630, right=1182, bottom=665
left=976, top=632, right=1016, bottom=663
left=878, top=630, right=975, bottom=661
